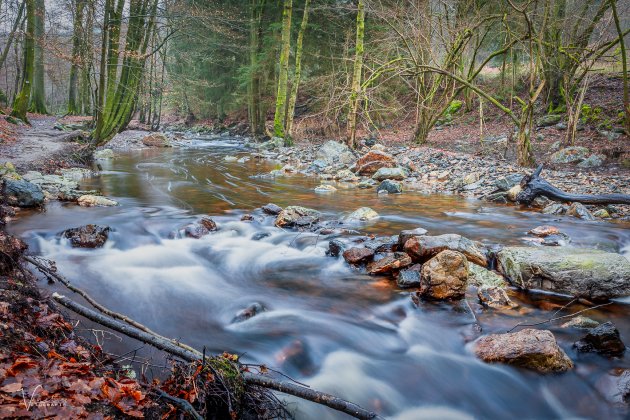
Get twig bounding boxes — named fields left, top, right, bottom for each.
left=507, top=301, right=612, bottom=333
left=150, top=388, right=203, bottom=420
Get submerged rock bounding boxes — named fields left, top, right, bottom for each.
left=342, top=247, right=375, bottom=265
left=496, top=246, right=630, bottom=300
left=404, top=234, right=487, bottom=267
left=561, top=316, right=600, bottom=330
left=62, top=224, right=110, bottom=248
left=314, top=184, right=337, bottom=193
left=77, top=195, right=118, bottom=207
left=231, top=302, right=266, bottom=323
left=474, top=329, right=573, bottom=373
left=419, top=250, right=469, bottom=300
left=345, top=207, right=379, bottom=222
left=200, top=217, right=218, bottom=231
left=574, top=322, right=626, bottom=356
left=354, top=150, right=396, bottom=175
left=327, top=239, right=345, bottom=257
left=3, top=179, right=45, bottom=207
left=528, top=225, right=560, bottom=237
left=274, top=206, right=320, bottom=228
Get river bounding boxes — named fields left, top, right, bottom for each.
left=8, top=137, right=630, bottom=419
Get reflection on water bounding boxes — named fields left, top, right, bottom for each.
left=9, top=139, right=630, bottom=419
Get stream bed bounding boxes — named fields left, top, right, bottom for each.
left=8, top=137, right=630, bottom=419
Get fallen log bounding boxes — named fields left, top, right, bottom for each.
left=51, top=293, right=383, bottom=420
left=517, top=165, right=630, bottom=205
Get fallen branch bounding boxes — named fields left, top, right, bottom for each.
left=517, top=165, right=630, bottom=205
left=150, top=388, right=203, bottom=420
left=507, top=300, right=611, bottom=333
left=51, top=293, right=383, bottom=420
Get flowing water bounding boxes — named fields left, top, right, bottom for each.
left=9, top=137, right=630, bottom=419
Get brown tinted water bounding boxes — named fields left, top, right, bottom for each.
left=9, top=138, right=630, bottom=419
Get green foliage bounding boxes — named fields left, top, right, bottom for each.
left=437, top=100, right=463, bottom=125
left=580, top=104, right=602, bottom=124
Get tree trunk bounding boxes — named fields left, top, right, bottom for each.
left=0, top=0, right=25, bottom=73
left=285, top=0, right=310, bottom=138
left=346, top=0, right=365, bottom=149
left=248, top=0, right=265, bottom=138
left=10, top=0, right=35, bottom=122
left=93, top=0, right=113, bottom=141
left=273, top=0, right=292, bottom=140
left=68, top=0, right=85, bottom=115
left=29, top=0, right=46, bottom=114
left=610, top=0, right=629, bottom=134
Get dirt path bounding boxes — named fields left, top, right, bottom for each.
left=0, top=116, right=87, bottom=172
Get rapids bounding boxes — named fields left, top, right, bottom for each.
left=9, top=137, right=630, bottom=419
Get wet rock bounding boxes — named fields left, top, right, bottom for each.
left=376, top=179, right=403, bottom=194
left=371, top=167, right=407, bottom=182
left=397, top=228, right=428, bottom=250
left=367, top=252, right=412, bottom=275
left=315, top=141, right=355, bottom=166
left=314, top=184, right=337, bottom=193
left=477, top=286, right=516, bottom=309
left=231, top=302, right=266, bottom=323
left=468, top=264, right=507, bottom=288
left=334, top=169, right=358, bottom=181
left=357, top=179, right=378, bottom=189
left=577, top=154, right=605, bottom=168
left=592, top=209, right=610, bottom=219
left=184, top=223, right=210, bottom=238
left=537, top=114, right=562, bottom=127
left=345, top=207, right=379, bottom=222
left=474, top=329, right=573, bottom=373
left=494, top=174, right=523, bottom=191
left=541, top=233, right=571, bottom=246
left=62, top=224, right=110, bottom=248
left=354, top=150, right=396, bottom=175
left=596, top=369, right=630, bottom=404
left=252, top=232, right=271, bottom=241
left=404, top=234, right=487, bottom=267
left=496, top=246, right=630, bottom=300
left=542, top=203, right=568, bottom=215
left=485, top=192, right=508, bottom=203
left=506, top=185, right=522, bottom=202
left=3, top=179, right=45, bottom=207
left=21, top=171, right=82, bottom=200
left=342, top=247, right=375, bottom=265
left=327, top=239, right=345, bottom=257
left=274, top=206, right=320, bottom=228
left=561, top=316, right=600, bottom=330
left=93, top=149, right=114, bottom=159
left=142, top=132, right=170, bottom=147
left=574, top=322, right=626, bottom=356
left=262, top=203, right=283, bottom=215
left=241, top=214, right=254, bottom=221
left=419, top=250, right=469, bottom=300
left=77, top=195, right=118, bottom=207
left=364, top=237, right=398, bottom=253
left=566, top=202, right=595, bottom=220
left=550, top=146, right=590, bottom=164
left=258, top=137, right=284, bottom=150
left=528, top=225, right=560, bottom=237
left=200, top=217, right=218, bottom=231
left=397, top=265, right=422, bottom=288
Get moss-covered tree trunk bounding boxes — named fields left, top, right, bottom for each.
left=248, top=0, right=266, bottom=138
left=29, top=0, right=46, bottom=114
left=285, top=0, right=310, bottom=137
left=346, top=0, right=365, bottom=149
left=68, top=0, right=86, bottom=115
left=10, top=0, right=35, bottom=122
left=611, top=0, right=629, bottom=134
left=273, top=0, right=292, bottom=140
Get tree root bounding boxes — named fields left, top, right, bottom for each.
left=51, top=293, right=383, bottom=420
left=517, top=164, right=630, bottom=205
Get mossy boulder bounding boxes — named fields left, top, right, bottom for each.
left=497, top=246, right=630, bottom=300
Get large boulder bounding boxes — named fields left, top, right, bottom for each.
left=404, top=234, right=487, bottom=267
left=496, top=246, right=630, bottom=300
left=372, top=167, right=407, bottom=181
left=315, top=141, right=355, bottom=166
left=274, top=206, right=320, bottom=228
left=418, top=250, right=469, bottom=300
left=354, top=150, right=396, bottom=175
left=142, top=132, right=170, bottom=147
left=3, top=179, right=45, bottom=207
left=377, top=179, right=403, bottom=194
left=474, top=329, right=573, bottom=373
left=62, top=224, right=110, bottom=248
left=22, top=171, right=82, bottom=200
left=550, top=146, right=590, bottom=164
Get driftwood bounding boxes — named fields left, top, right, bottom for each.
left=517, top=164, right=630, bottom=205
left=51, top=293, right=383, bottom=420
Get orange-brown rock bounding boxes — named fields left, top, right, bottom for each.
left=419, top=250, right=468, bottom=299
left=354, top=151, right=396, bottom=176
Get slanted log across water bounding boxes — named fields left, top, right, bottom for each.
left=516, top=165, right=630, bottom=206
